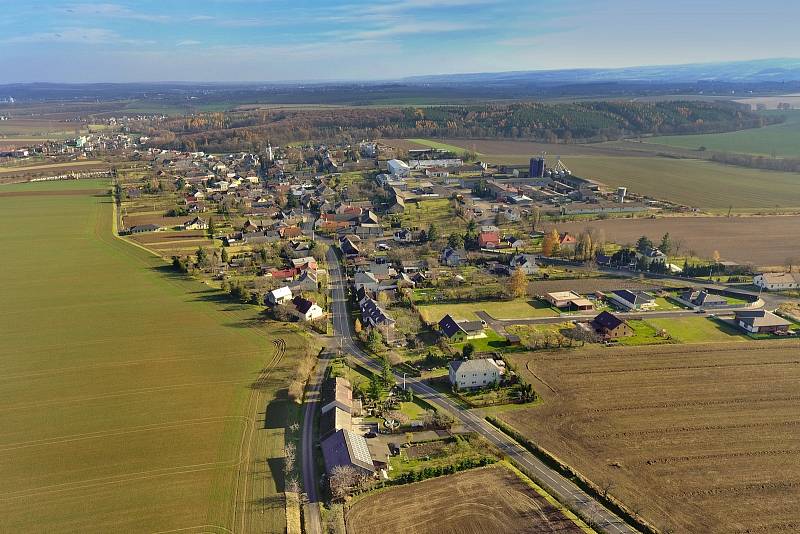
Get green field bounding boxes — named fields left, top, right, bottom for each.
left=646, top=111, right=800, bottom=158
left=417, top=299, right=558, bottom=323
left=565, top=156, right=800, bottom=209
left=0, top=180, right=308, bottom=532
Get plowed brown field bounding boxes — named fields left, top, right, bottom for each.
left=502, top=341, right=800, bottom=534
left=345, top=465, right=585, bottom=534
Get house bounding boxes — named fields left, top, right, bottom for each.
left=438, top=314, right=486, bottom=342
left=679, top=290, right=728, bottom=308
left=387, top=159, right=410, bottom=178
left=183, top=217, right=209, bottom=230
left=339, top=236, right=360, bottom=258
left=266, top=286, right=293, bottom=306
left=506, top=236, right=525, bottom=250
left=321, top=377, right=354, bottom=414
left=320, top=430, right=375, bottom=476
left=360, top=297, right=395, bottom=329
left=558, top=233, right=577, bottom=247
left=354, top=271, right=380, bottom=293
left=290, top=270, right=318, bottom=292
left=393, top=229, right=415, bottom=243
left=609, top=290, right=657, bottom=311
left=734, top=310, right=791, bottom=334
left=128, top=224, right=161, bottom=234
left=753, top=272, right=800, bottom=291
left=319, top=407, right=352, bottom=440
left=510, top=254, right=538, bottom=275
left=441, top=247, right=464, bottom=267
left=590, top=311, right=633, bottom=340
left=636, top=247, right=667, bottom=267
left=291, top=256, right=318, bottom=271
left=292, top=296, right=325, bottom=321
left=448, top=358, right=502, bottom=389
left=544, top=291, right=594, bottom=311
left=478, top=231, right=500, bottom=249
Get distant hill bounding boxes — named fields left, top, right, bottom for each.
left=404, top=58, right=800, bottom=85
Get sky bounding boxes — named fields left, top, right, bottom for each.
left=2, top=0, right=800, bottom=83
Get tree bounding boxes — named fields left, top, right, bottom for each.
left=636, top=236, right=654, bottom=253
left=462, top=343, right=475, bottom=359
left=713, top=250, right=721, bottom=263
left=659, top=233, right=672, bottom=255
left=207, top=218, right=216, bottom=239
left=447, top=233, right=464, bottom=250
left=426, top=223, right=440, bottom=243
left=328, top=465, right=368, bottom=501
left=509, top=268, right=528, bottom=299
left=542, top=229, right=559, bottom=257
left=531, top=206, right=541, bottom=232
left=367, top=372, right=386, bottom=402
left=367, top=328, right=383, bottom=352
left=354, top=318, right=363, bottom=334
left=220, top=247, right=229, bottom=263
left=196, top=247, right=210, bottom=269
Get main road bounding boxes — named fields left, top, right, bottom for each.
left=320, top=246, right=640, bottom=534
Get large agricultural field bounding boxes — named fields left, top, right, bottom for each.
left=501, top=341, right=800, bottom=533
left=345, top=464, right=588, bottom=534
left=645, top=110, right=800, bottom=158
left=0, top=180, right=308, bottom=533
left=545, top=215, right=800, bottom=267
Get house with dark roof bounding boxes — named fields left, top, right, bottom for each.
left=734, top=310, right=792, bottom=334
left=128, top=224, right=161, bottom=234
left=441, top=247, right=464, bottom=267
left=590, top=311, right=633, bottom=340
left=320, top=430, right=375, bottom=476
left=448, top=358, right=502, bottom=389
left=609, top=289, right=657, bottom=311
left=292, top=296, right=325, bottom=321
left=438, top=314, right=486, bottom=342
left=359, top=297, right=395, bottom=329
left=510, top=253, right=538, bottom=275
left=679, top=290, right=728, bottom=308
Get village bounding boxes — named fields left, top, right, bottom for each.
left=92, top=137, right=800, bottom=507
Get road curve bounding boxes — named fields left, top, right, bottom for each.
left=324, top=246, right=640, bottom=534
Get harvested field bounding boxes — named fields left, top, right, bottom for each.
left=346, top=464, right=586, bottom=534
left=0, top=160, right=109, bottom=175
left=544, top=215, right=800, bottom=267
left=502, top=341, right=800, bottom=534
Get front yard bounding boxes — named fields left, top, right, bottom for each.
left=416, top=298, right=558, bottom=323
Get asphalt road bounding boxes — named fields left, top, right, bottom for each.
left=300, top=354, right=327, bottom=534
left=322, top=246, right=640, bottom=534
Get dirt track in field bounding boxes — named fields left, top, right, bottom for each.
left=345, top=465, right=584, bottom=534
left=0, top=189, right=106, bottom=197
left=503, top=341, right=800, bottom=534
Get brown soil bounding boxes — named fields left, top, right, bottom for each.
left=346, top=465, right=584, bottom=534
left=502, top=341, right=800, bottom=533
left=545, top=215, right=800, bottom=267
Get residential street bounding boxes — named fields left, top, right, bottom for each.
left=316, top=246, right=640, bottom=534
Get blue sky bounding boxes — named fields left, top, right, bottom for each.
left=2, top=0, right=799, bottom=82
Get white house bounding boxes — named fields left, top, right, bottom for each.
left=267, top=286, right=293, bottom=306
left=183, top=216, right=208, bottom=230
left=292, top=296, right=325, bottom=321
left=608, top=289, right=657, bottom=311
left=448, top=358, right=503, bottom=389
left=753, top=272, right=800, bottom=291
left=387, top=159, right=410, bottom=178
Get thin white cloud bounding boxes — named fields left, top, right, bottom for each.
left=3, top=27, right=150, bottom=45
left=62, top=3, right=171, bottom=23
left=177, top=40, right=202, bottom=46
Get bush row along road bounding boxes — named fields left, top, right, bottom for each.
left=306, top=246, right=640, bottom=534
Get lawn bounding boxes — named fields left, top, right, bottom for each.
left=0, top=180, right=309, bottom=533
left=398, top=198, right=463, bottom=233
left=452, top=329, right=508, bottom=352
left=417, top=298, right=558, bottom=323
left=617, top=319, right=673, bottom=346
left=645, top=316, right=749, bottom=343
left=645, top=110, right=800, bottom=158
